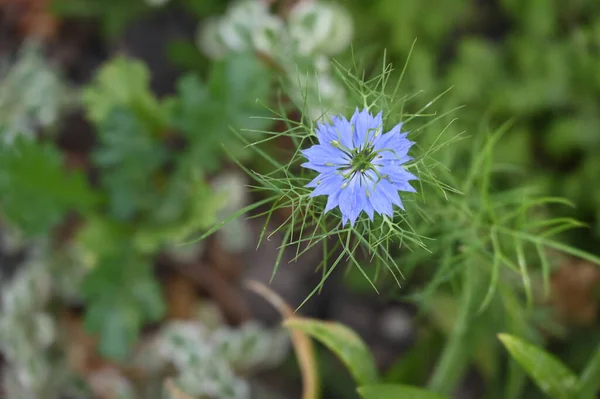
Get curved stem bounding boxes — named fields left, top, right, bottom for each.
left=577, top=342, right=600, bottom=399
left=427, top=262, right=482, bottom=394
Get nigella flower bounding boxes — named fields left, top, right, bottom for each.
left=301, top=108, right=417, bottom=226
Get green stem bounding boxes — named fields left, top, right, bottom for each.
left=427, top=262, right=482, bottom=394
left=505, top=357, right=527, bottom=399
left=577, top=341, right=600, bottom=399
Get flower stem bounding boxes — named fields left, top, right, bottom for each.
left=577, top=341, right=600, bottom=399
left=427, top=262, right=483, bottom=394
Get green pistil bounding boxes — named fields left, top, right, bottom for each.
left=332, top=141, right=391, bottom=188
left=350, top=145, right=378, bottom=173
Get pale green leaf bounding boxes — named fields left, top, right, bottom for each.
left=82, top=56, right=166, bottom=129
left=0, top=138, right=97, bottom=235
left=284, top=317, right=379, bottom=386
left=358, top=384, right=450, bottom=399
left=498, top=334, right=579, bottom=399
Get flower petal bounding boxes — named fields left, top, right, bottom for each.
left=307, top=171, right=345, bottom=197
left=330, top=114, right=354, bottom=150
left=376, top=122, right=404, bottom=142
left=378, top=179, right=403, bottom=207
left=362, top=170, right=391, bottom=216
left=315, top=122, right=337, bottom=144
left=301, top=161, right=339, bottom=174
left=324, top=189, right=341, bottom=213
left=342, top=214, right=350, bottom=226
left=301, top=143, right=349, bottom=166
left=367, top=186, right=393, bottom=216
left=338, top=174, right=365, bottom=226
left=378, top=165, right=418, bottom=193
left=351, top=108, right=382, bottom=148
left=375, top=132, right=412, bottom=151
left=360, top=174, right=375, bottom=220
left=373, top=122, right=413, bottom=161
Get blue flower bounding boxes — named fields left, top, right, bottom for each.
left=301, top=108, right=417, bottom=226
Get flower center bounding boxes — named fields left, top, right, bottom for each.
left=350, top=145, right=378, bottom=172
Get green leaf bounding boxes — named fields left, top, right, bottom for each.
left=169, top=53, right=272, bottom=171
left=86, top=300, right=142, bottom=361
left=578, top=343, right=600, bottom=399
left=284, top=317, right=379, bottom=386
left=166, top=39, right=209, bottom=71
left=498, top=333, right=579, bottom=399
left=51, top=0, right=150, bottom=38
left=168, top=74, right=228, bottom=171
left=181, top=0, right=226, bottom=17
left=133, top=173, right=220, bottom=253
left=82, top=56, right=166, bottom=130
left=208, top=52, right=272, bottom=128
left=76, top=216, right=122, bottom=254
left=374, top=0, right=469, bottom=53
left=82, top=244, right=165, bottom=361
left=447, top=38, right=502, bottom=103
left=0, top=138, right=96, bottom=235
left=358, top=384, right=450, bottom=399
left=169, top=73, right=214, bottom=135
left=93, top=107, right=167, bottom=220
left=383, top=330, right=441, bottom=385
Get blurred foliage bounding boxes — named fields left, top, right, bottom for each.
left=167, top=53, right=273, bottom=171
left=82, top=241, right=165, bottom=361
left=350, top=0, right=600, bottom=245
left=94, top=107, right=169, bottom=221
left=285, top=318, right=378, bottom=386
left=50, top=0, right=228, bottom=38
left=82, top=56, right=166, bottom=127
left=0, top=41, right=70, bottom=145
left=498, top=333, right=579, bottom=399
left=76, top=53, right=272, bottom=360
left=0, top=41, right=273, bottom=369
left=0, top=138, right=96, bottom=236
left=157, top=321, right=289, bottom=399
left=1, top=0, right=600, bottom=398
left=0, top=246, right=87, bottom=398
left=340, top=0, right=600, bottom=396
left=51, top=0, right=153, bottom=38
left=285, top=316, right=452, bottom=399
left=196, top=0, right=353, bottom=120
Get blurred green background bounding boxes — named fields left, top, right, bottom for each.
left=1, top=0, right=600, bottom=398
left=348, top=0, right=600, bottom=249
